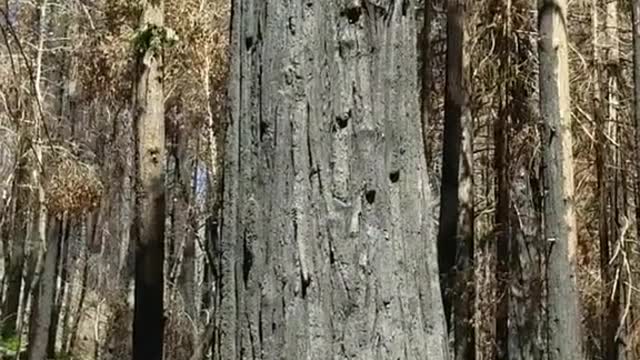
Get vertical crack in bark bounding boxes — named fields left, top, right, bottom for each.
left=245, top=310, right=257, bottom=359
left=242, top=230, right=253, bottom=286
left=258, top=301, right=263, bottom=352
left=306, top=101, right=315, bottom=175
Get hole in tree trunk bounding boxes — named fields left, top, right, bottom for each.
left=342, top=6, right=361, bottom=24
left=389, top=170, right=400, bottom=183
left=260, top=121, right=268, bottom=141
left=336, top=116, right=349, bottom=129
left=335, top=110, right=351, bottom=130
left=365, top=189, right=376, bottom=204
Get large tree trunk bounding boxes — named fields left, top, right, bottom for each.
left=538, top=1, right=584, bottom=358
left=131, top=0, right=166, bottom=359
left=215, top=1, right=449, bottom=359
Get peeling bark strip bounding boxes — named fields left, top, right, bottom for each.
left=538, top=1, right=584, bottom=359
left=216, top=0, right=449, bottom=359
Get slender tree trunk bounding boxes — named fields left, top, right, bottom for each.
left=437, top=0, right=466, bottom=328
left=631, top=3, right=640, bottom=355
left=59, top=226, right=76, bottom=354
left=591, top=4, right=609, bottom=357
left=169, top=103, right=197, bottom=324
left=26, top=0, right=53, bottom=358
left=508, top=2, right=545, bottom=358
left=215, top=1, right=449, bottom=358
left=603, top=1, right=622, bottom=357
left=538, top=1, right=584, bottom=358
left=47, top=217, right=70, bottom=357
left=203, top=57, right=224, bottom=328
left=455, top=1, right=475, bottom=359
left=495, top=0, right=512, bottom=358
left=27, top=217, right=62, bottom=360
left=66, top=219, right=89, bottom=354
left=1, top=148, right=29, bottom=339
left=132, top=0, right=166, bottom=358
left=455, top=98, right=474, bottom=360
left=437, top=1, right=474, bottom=357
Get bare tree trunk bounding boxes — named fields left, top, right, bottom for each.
left=47, top=217, right=70, bottom=357
left=453, top=1, right=475, bottom=358
left=437, top=4, right=473, bottom=349
left=215, top=1, right=449, bottom=359
left=1, top=148, right=29, bottom=339
left=495, top=0, right=512, bottom=358
left=603, top=0, right=622, bottom=357
left=66, top=219, right=89, bottom=354
left=27, top=217, right=61, bottom=360
left=631, top=1, right=640, bottom=355
left=455, top=100, right=474, bottom=360
left=132, top=0, right=166, bottom=358
left=538, top=1, right=584, bottom=358
left=59, top=225, right=76, bottom=354
left=25, top=0, right=53, bottom=358
left=435, top=1, right=475, bottom=358
left=508, top=2, right=545, bottom=358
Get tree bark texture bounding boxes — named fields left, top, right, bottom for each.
left=47, top=218, right=70, bottom=357
left=632, top=3, right=640, bottom=354
left=132, top=0, right=166, bottom=359
left=602, top=1, right=622, bottom=357
left=27, top=217, right=62, bottom=360
left=495, top=0, right=511, bottom=357
left=420, top=0, right=433, bottom=167
left=437, top=0, right=474, bottom=358
left=168, top=105, right=197, bottom=321
left=538, top=1, right=584, bottom=358
left=1, top=146, right=29, bottom=339
left=507, top=3, right=545, bottom=357
left=215, top=1, right=449, bottom=359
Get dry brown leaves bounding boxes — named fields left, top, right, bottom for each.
left=44, top=147, right=103, bottom=216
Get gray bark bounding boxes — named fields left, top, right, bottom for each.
left=602, top=1, right=623, bottom=357
left=508, top=6, right=545, bottom=357
left=215, top=1, right=449, bottom=359
left=1, top=146, right=29, bottom=339
left=495, top=0, right=511, bottom=357
left=509, top=151, right=546, bottom=360
left=27, top=217, right=61, bottom=360
left=538, top=1, right=584, bottom=358
left=132, top=0, right=166, bottom=359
